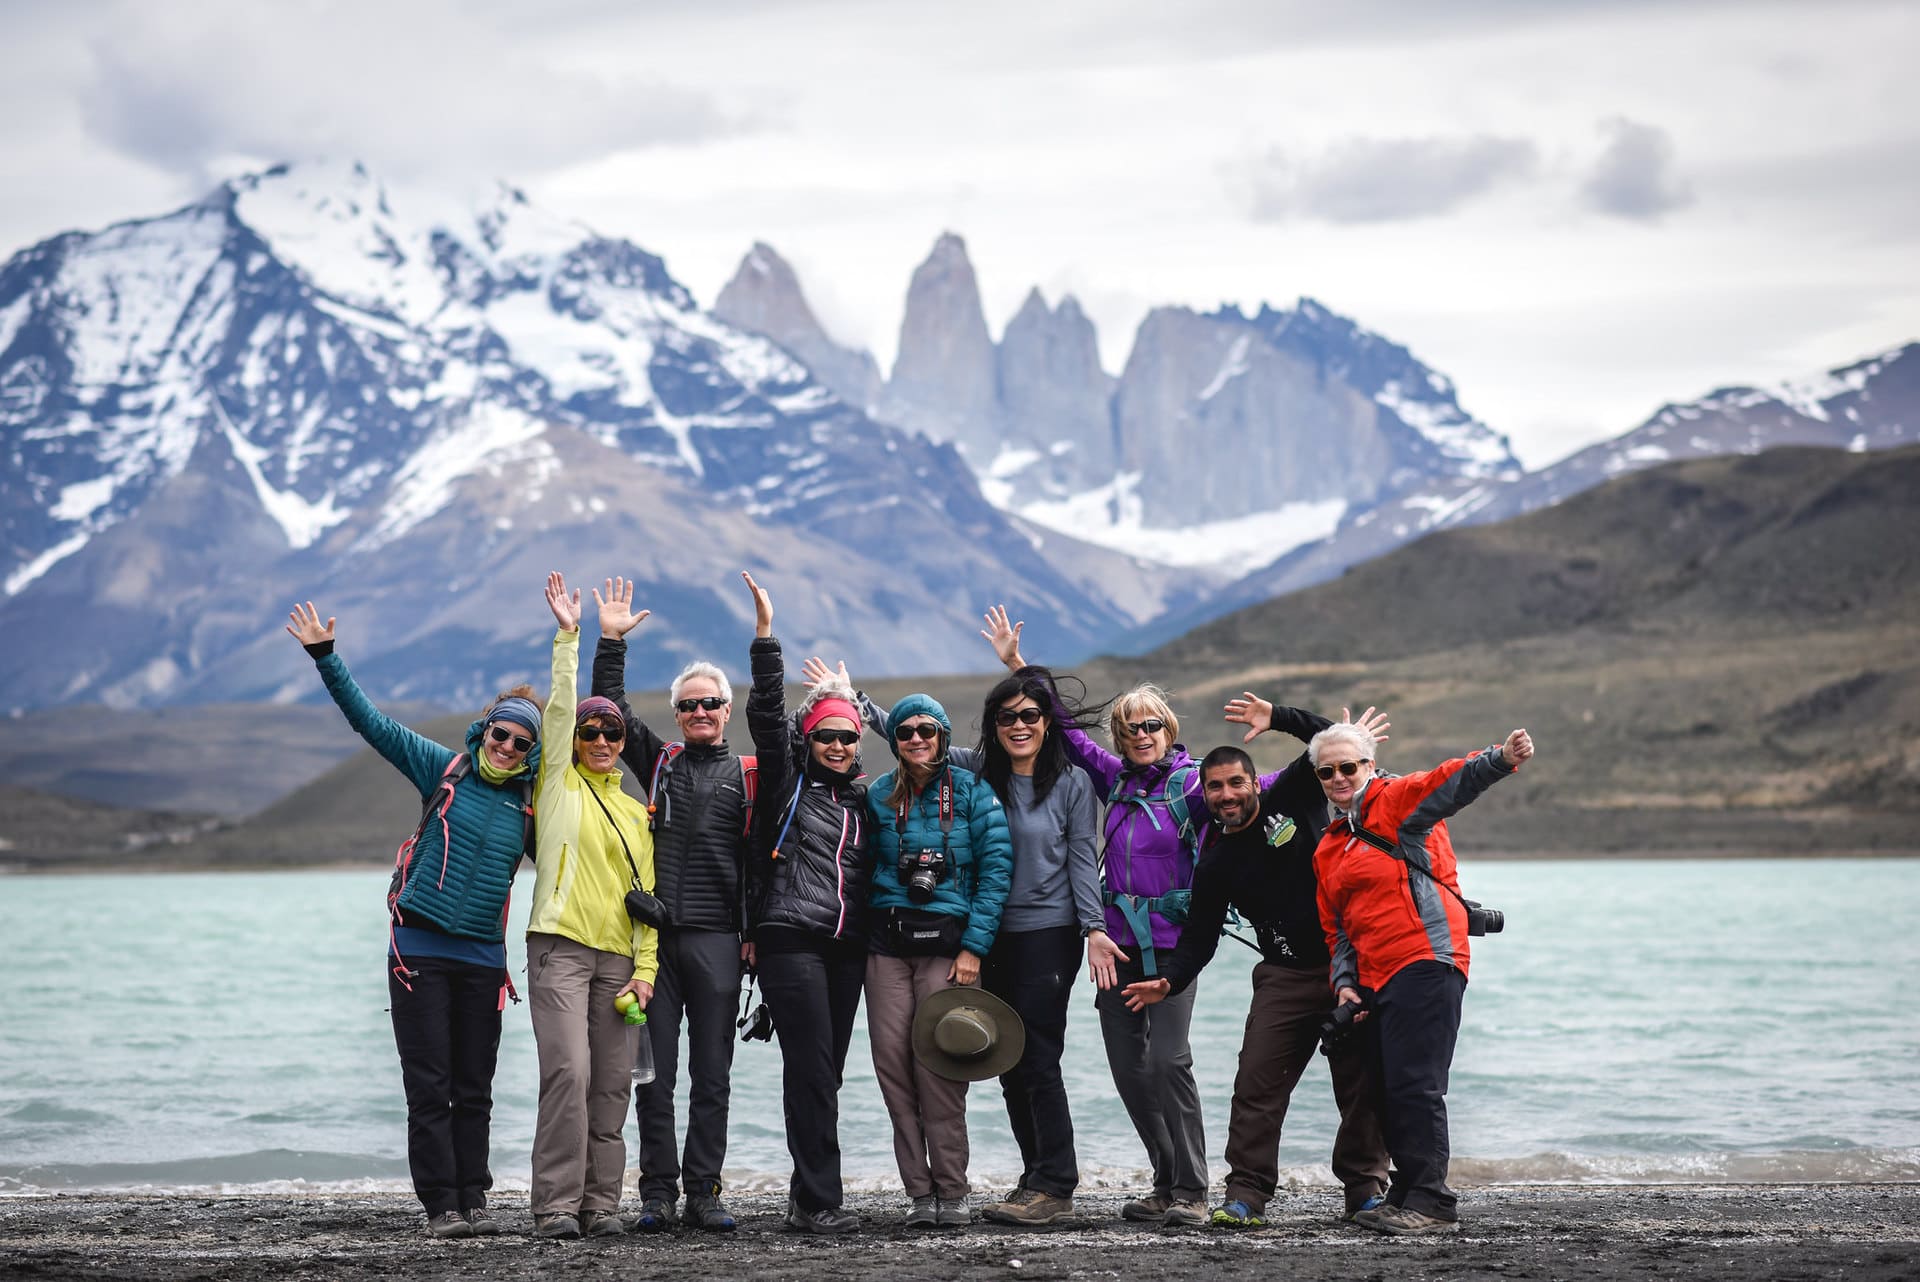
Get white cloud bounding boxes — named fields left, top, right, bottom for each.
left=1581, top=118, right=1694, bottom=221
left=1238, top=135, right=1541, bottom=224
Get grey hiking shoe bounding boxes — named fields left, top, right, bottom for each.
left=904, top=1194, right=938, bottom=1228
left=1121, top=1192, right=1172, bottom=1222
left=532, top=1212, right=581, bottom=1240
left=983, top=1187, right=1074, bottom=1226
left=1161, top=1198, right=1207, bottom=1228
left=463, top=1206, right=500, bottom=1236
left=629, top=1197, right=676, bottom=1233
left=935, top=1196, right=970, bottom=1227
left=1361, top=1204, right=1459, bottom=1235
left=426, top=1210, right=474, bottom=1239
left=582, top=1210, right=626, bottom=1237
left=684, top=1193, right=737, bottom=1232
left=787, top=1196, right=859, bottom=1235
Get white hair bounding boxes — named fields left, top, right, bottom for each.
left=799, top=674, right=857, bottom=715
left=1308, top=722, right=1378, bottom=767
left=668, top=660, right=733, bottom=709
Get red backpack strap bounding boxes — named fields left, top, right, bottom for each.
left=389, top=754, right=469, bottom=989
left=739, top=755, right=758, bottom=837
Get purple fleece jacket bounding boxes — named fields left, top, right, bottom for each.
left=1060, top=724, right=1280, bottom=952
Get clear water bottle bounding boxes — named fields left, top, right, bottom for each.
left=629, top=1010, right=655, bottom=1085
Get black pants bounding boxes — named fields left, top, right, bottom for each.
left=756, top=935, right=866, bottom=1213
left=387, top=956, right=505, bottom=1218
left=636, top=928, right=742, bottom=1202
left=982, top=924, right=1082, bottom=1197
left=1372, top=959, right=1467, bottom=1220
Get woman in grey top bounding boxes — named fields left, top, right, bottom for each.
left=950, top=667, right=1104, bottom=1227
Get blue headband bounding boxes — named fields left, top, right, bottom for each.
left=487, top=696, right=542, bottom=739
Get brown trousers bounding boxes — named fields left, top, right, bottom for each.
left=865, top=952, right=975, bottom=1199
left=527, top=932, right=637, bottom=1216
left=1224, top=962, right=1389, bottom=1214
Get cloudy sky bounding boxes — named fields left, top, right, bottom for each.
left=5, top=0, right=1915, bottom=467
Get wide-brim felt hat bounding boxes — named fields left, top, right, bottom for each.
left=911, top=985, right=1025, bottom=1082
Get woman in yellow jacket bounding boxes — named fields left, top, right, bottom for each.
left=527, top=571, right=660, bottom=1240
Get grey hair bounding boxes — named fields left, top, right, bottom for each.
left=668, top=660, right=732, bottom=709
left=799, top=674, right=857, bottom=714
left=1308, top=722, right=1377, bottom=767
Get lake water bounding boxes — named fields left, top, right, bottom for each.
left=2, top=859, right=1916, bottom=1195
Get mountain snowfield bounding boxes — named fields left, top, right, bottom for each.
left=1, top=160, right=1913, bottom=710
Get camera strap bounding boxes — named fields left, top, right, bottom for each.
left=583, top=774, right=644, bottom=891
left=1342, top=814, right=1478, bottom=918
left=894, top=768, right=954, bottom=851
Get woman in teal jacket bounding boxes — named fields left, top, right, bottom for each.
left=287, top=602, right=540, bottom=1241
left=864, top=693, right=1014, bottom=1228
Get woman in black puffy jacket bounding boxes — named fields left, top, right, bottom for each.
left=739, top=572, right=871, bottom=1235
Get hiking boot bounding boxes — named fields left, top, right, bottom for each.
left=1343, top=1193, right=1386, bottom=1224
left=786, top=1197, right=859, bottom=1235
left=532, top=1213, right=581, bottom=1240
left=463, top=1206, right=500, bottom=1237
left=1161, top=1198, right=1207, bottom=1228
left=904, top=1194, right=938, bottom=1228
left=1361, top=1204, right=1459, bottom=1236
left=582, top=1210, right=627, bottom=1237
left=1209, top=1199, right=1264, bottom=1228
left=1121, top=1192, right=1172, bottom=1222
left=684, top=1194, right=737, bottom=1232
left=630, top=1197, right=676, bottom=1233
left=426, top=1210, right=474, bottom=1239
left=983, top=1187, right=1075, bottom=1227
left=935, top=1196, right=971, bottom=1228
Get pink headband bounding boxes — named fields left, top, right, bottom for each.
left=803, top=698, right=861, bottom=736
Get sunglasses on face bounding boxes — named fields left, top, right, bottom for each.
left=1123, top=718, right=1168, bottom=737
left=1316, top=759, right=1371, bottom=781
left=994, top=707, right=1045, bottom=727
left=809, top=729, right=860, bottom=747
left=675, top=696, right=728, bottom=713
left=486, top=725, right=534, bottom=753
left=575, top=724, right=625, bottom=743
left=894, top=722, right=942, bottom=742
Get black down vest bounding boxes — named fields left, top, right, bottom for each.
left=743, top=636, right=871, bottom=942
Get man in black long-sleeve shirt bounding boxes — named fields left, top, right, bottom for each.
left=1122, top=703, right=1388, bottom=1228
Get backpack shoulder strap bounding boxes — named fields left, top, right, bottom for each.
left=738, top=754, right=758, bottom=838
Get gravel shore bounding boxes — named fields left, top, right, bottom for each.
left=3, top=1184, right=1915, bottom=1281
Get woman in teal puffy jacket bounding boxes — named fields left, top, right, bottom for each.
left=287, top=602, right=540, bottom=1240
left=864, top=693, right=1013, bottom=1227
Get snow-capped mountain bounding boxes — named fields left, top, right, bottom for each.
left=0, top=163, right=1185, bottom=710
left=1122, top=341, right=1920, bottom=649
left=734, top=233, right=1519, bottom=574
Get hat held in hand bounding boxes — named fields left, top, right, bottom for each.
left=911, top=986, right=1025, bottom=1082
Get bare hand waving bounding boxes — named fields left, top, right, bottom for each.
left=546, top=571, right=581, bottom=632
left=593, top=576, right=651, bottom=639
left=285, top=602, right=335, bottom=647
left=980, top=604, right=1027, bottom=671
left=742, top=571, right=773, bottom=638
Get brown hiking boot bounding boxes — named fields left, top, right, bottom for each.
left=983, top=1187, right=1075, bottom=1226
left=1121, top=1191, right=1172, bottom=1222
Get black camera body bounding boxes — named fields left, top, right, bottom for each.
left=1318, top=999, right=1365, bottom=1056
left=898, top=848, right=947, bottom=904
left=738, top=1001, right=773, bottom=1042
left=1463, top=899, right=1504, bottom=936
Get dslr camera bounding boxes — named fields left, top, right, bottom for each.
left=898, top=848, right=947, bottom=904
left=1463, top=898, right=1504, bottom=936
left=1318, top=998, right=1365, bottom=1056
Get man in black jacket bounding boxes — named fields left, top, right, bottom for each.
left=591, top=576, right=757, bottom=1233
left=1122, top=702, right=1389, bottom=1229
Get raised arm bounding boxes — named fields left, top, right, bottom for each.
left=539, top=572, right=582, bottom=795
left=287, top=602, right=453, bottom=792
left=1398, top=729, right=1533, bottom=832
left=590, top=576, right=666, bottom=779
left=741, top=572, right=790, bottom=788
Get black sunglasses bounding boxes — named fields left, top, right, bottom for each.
left=675, top=696, right=728, bottom=713
left=994, top=707, right=1045, bottom=727
left=894, top=722, right=942, bottom=742
left=575, top=724, right=626, bottom=743
left=1316, top=759, right=1371, bottom=781
left=809, top=729, right=860, bottom=746
left=1123, top=718, right=1168, bottom=736
left=486, top=725, right=534, bottom=753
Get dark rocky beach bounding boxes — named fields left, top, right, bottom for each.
left=3, top=1184, right=1915, bottom=1281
